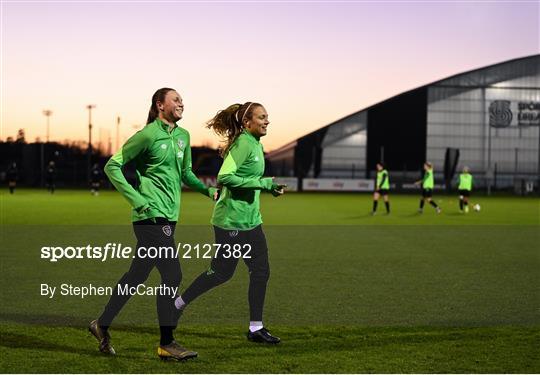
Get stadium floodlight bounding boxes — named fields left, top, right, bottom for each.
left=116, top=116, right=121, bottom=153
left=42, top=110, right=53, bottom=143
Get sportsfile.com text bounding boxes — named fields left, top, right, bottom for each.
left=40, top=243, right=252, bottom=262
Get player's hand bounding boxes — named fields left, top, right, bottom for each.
left=271, top=183, right=287, bottom=197
left=137, top=205, right=151, bottom=214
left=208, top=187, right=220, bottom=201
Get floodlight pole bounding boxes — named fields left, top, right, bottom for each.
left=87, top=104, right=96, bottom=181
left=41, top=110, right=53, bottom=186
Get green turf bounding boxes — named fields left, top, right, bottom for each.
left=1, top=189, right=539, bottom=373
left=1, top=324, right=538, bottom=373
left=1, top=188, right=538, bottom=225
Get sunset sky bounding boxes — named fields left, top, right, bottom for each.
left=2, top=1, right=539, bottom=151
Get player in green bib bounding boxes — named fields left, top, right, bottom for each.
left=89, top=88, right=217, bottom=361
left=174, top=102, right=285, bottom=345
left=372, top=162, right=390, bottom=215
left=415, top=162, right=441, bottom=214
left=457, top=166, right=473, bottom=213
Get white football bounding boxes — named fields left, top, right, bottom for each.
left=473, top=203, right=481, bottom=212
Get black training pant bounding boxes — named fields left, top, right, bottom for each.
left=99, top=218, right=181, bottom=328
left=182, top=225, right=270, bottom=321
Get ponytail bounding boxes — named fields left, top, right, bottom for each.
left=207, top=102, right=261, bottom=157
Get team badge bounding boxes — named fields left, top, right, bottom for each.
left=177, top=139, right=185, bottom=150
left=229, top=230, right=239, bottom=237
left=489, top=100, right=513, bottom=128
left=162, top=225, right=172, bottom=237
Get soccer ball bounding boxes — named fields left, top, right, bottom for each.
left=473, top=203, right=481, bottom=212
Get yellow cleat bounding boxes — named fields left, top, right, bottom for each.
left=158, top=341, right=197, bottom=361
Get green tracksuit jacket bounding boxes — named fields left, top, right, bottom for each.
left=211, top=130, right=274, bottom=230
left=105, top=118, right=210, bottom=222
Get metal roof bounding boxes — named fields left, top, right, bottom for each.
left=267, top=54, right=540, bottom=158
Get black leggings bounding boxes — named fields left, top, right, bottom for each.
left=182, top=225, right=270, bottom=321
left=99, top=218, right=181, bottom=329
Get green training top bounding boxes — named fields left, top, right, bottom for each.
left=376, top=169, right=390, bottom=190
left=105, top=118, right=210, bottom=222
left=422, top=168, right=434, bottom=189
left=458, top=173, right=473, bottom=191
left=211, top=130, right=274, bottom=230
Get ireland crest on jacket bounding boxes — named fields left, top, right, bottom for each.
left=177, top=139, right=185, bottom=159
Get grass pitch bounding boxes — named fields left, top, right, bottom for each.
left=1, top=189, right=539, bottom=373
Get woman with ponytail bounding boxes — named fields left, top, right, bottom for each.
left=175, top=102, right=285, bottom=345
left=89, top=88, right=218, bottom=361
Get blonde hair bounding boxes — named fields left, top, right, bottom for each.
left=206, top=102, right=262, bottom=157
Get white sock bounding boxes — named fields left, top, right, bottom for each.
left=174, top=296, right=186, bottom=310
left=249, top=321, right=263, bottom=332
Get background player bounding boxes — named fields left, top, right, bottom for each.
left=6, top=162, right=18, bottom=194
left=90, top=163, right=102, bottom=196
left=458, top=166, right=473, bottom=213
left=415, top=162, right=441, bottom=214
left=372, top=162, right=390, bottom=215
left=45, top=161, right=56, bottom=194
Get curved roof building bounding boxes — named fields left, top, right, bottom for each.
left=267, top=55, right=540, bottom=188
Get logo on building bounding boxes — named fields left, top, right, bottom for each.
left=489, top=100, right=513, bottom=128
left=517, top=102, right=540, bottom=126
